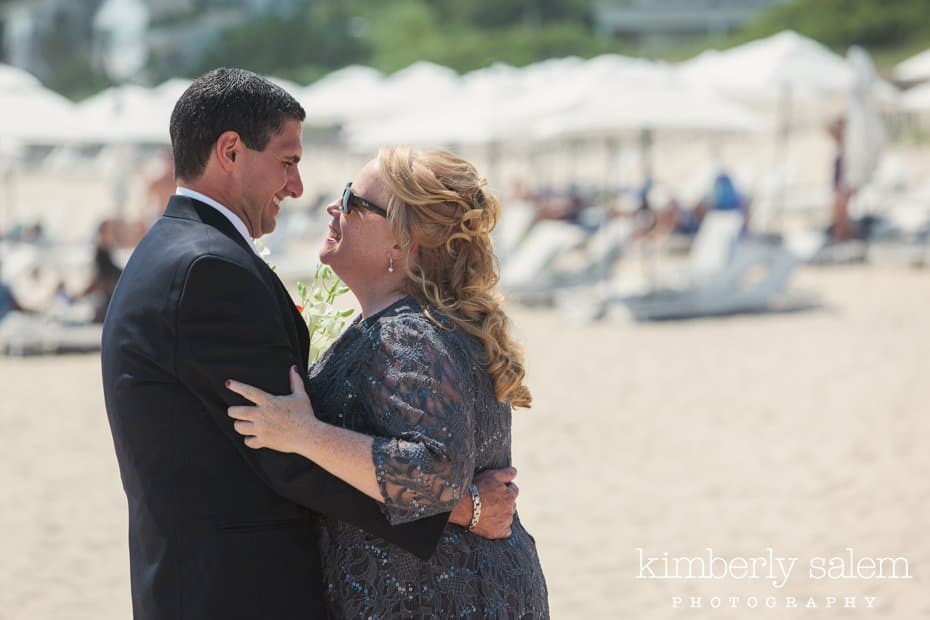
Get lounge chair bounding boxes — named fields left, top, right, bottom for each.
left=499, top=220, right=588, bottom=295
left=603, top=212, right=816, bottom=321
left=508, top=218, right=634, bottom=305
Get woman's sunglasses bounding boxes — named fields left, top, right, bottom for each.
left=341, top=183, right=388, bottom=218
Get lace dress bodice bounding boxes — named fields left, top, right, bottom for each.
left=307, top=297, right=548, bottom=619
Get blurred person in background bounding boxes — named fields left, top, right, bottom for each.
left=827, top=116, right=858, bottom=242
left=78, top=219, right=123, bottom=322
left=0, top=268, right=27, bottom=320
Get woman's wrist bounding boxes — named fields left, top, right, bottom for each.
left=465, top=483, right=481, bottom=531
left=293, top=414, right=322, bottom=457
left=448, top=489, right=475, bottom=527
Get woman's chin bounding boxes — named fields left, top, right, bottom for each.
left=318, top=247, right=340, bottom=270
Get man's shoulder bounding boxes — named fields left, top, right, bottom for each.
left=131, top=215, right=258, bottom=276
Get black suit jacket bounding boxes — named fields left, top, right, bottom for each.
left=101, top=195, right=448, bottom=619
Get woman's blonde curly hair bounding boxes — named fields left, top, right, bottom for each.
left=378, top=146, right=531, bottom=409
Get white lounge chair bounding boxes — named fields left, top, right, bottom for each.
left=499, top=220, right=587, bottom=294
left=509, top=217, right=634, bottom=305
left=493, top=200, right=537, bottom=264
left=0, top=311, right=102, bottom=356
left=604, top=212, right=816, bottom=321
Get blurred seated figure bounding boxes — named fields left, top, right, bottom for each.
left=653, top=197, right=706, bottom=237
left=533, top=184, right=586, bottom=223
left=631, top=179, right=658, bottom=238
left=77, top=219, right=124, bottom=322
left=643, top=170, right=747, bottom=241
left=510, top=180, right=589, bottom=225
left=0, top=277, right=25, bottom=320
left=5, top=222, right=45, bottom=243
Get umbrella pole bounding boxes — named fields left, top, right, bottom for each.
left=1, top=157, right=17, bottom=240
left=486, top=140, right=501, bottom=190
left=604, top=136, right=619, bottom=195
left=772, top=83, right=793, bottom=236
left=639, top=129, right=658, bottom=293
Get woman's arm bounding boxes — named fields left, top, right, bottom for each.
left=227, top=367, right=519, bottom=536
left=228, top=317, right=479, bottom=525
left=227, top=366, right=382, bottom=501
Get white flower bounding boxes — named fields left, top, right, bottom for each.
left=297, top=265, right=354, bottom=365
left=256, top=244, right=353, bottom=365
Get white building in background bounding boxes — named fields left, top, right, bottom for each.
left=593, top=0, right=790, bottom=47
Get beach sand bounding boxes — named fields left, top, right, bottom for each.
left=2, top=264, right=929, bottom=619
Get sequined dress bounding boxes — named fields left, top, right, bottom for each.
left=307, top=297, right=549, bottom=619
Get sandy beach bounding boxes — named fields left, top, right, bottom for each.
left=2, top=263, right=929, bottom=619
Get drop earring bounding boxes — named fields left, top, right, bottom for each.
left=388, top=255, right=395, bottom=273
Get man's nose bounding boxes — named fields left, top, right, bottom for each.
left=287, top=165, right=303, bottom=198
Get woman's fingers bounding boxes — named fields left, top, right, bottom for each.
left=232, top=420, right=254, bottom=436
left=289, top=366, right=306, bottom=395
left=228, top=405, right=257, bottom=421
left=225, top=379, right=270, bottom=405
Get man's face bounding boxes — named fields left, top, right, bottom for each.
left=233, top=118, right=304, bottom=238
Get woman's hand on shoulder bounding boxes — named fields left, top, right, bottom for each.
left=226, top=366, right=318, bottom=454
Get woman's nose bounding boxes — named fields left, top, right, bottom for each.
left=325, top=203, right=340, bottom=217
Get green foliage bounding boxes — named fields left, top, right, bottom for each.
left=733, top=0, right=930, bottom=52
left=189, top=3, right=371, bottom=78
left=147, top=0, right=930, bottom=86
left=161, top=0, right=622, bottom=83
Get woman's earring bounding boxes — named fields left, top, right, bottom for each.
left=388, top=255, right=395, bottom=273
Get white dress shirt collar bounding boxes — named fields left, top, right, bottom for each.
left=175, top=186, right=259, bottom=256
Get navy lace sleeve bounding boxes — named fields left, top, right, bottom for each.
left=360, top=314, right=476, bottom=525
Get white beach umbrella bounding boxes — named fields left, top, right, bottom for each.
left=0, top=84, right=83, bottom=144
left=843, top=47, right=886, bottom=192
left=346, top=56, right=696, bottom=162
left=678, top=31, right=855, bottom=101
left=76, top=84, right=170, bottom=144
left=533, top=76, right=764, bottom=139
left=346, top=98, right=531, bottom=149
left=154, top=78, right=192, bottom=105
left=901, top=81, right=930, bottom=111
left=266, top=76, right=305, bottom=99
left=0, top=63, right=41, bottom=91
left=346, top=63, right=530, bottom=148
left=377, top=61, right=462, bottom=111
left=894, top=49, right=930, bottom=84
left=300, top=65, right=386, bottom=125
left=518, top=56, right=587, bottom=91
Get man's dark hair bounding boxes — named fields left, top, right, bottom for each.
left=170, top=68, right=306, bottom=181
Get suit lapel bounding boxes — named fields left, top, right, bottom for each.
left=255, top=257, right=311, bottom=366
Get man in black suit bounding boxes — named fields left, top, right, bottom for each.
left=101, top=68, right=519, bottom=619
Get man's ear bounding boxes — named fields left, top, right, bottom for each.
left=215, top=131, right=241, bottom=172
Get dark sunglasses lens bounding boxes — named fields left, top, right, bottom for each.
left=341, top=187, right=351, bottom=213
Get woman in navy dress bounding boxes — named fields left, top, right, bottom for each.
left=227, top=146, right=549, bottom=618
